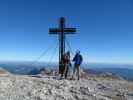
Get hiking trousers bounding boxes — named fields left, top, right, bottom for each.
left=73, top=64, right=80, bottom=80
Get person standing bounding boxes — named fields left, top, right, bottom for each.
left=63, top=51, right=71, bottom=79
left=72, top=50, right=83, bottom=80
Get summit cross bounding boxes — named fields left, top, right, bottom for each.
left=49, top=17, right=77, bottom=74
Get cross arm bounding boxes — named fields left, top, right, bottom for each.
left=64, top=28, right=76, bottom=32
left=49, top=28, right=76, bottom=34
left=49, top=28, right=60, bottom=34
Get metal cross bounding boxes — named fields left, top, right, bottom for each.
left=49, top=17, right=76, bottom=74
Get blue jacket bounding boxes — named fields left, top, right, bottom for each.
left=73, top=54, right=83, bottom=65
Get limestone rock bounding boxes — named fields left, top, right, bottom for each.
left=0, top=68, right=10, bottom=76
left=0, top=74, right=133, bottom=100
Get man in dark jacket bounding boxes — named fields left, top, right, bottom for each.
left=72, top=50, right=83, bottom=80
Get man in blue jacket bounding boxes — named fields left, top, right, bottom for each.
left=72, top=50, right=83, bottom=80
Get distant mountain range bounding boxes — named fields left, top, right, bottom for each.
left=89, top=67, right=133, bottom=81
left=0, top=61, right=133, bottom=81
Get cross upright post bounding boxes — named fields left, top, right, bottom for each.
left=49, top=17, right=77, bottom=74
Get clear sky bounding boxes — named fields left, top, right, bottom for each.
left=0, top=0, right=133, bottom=64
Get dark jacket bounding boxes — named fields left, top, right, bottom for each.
left=73, top=54, right=83, bottom=65
left=63, top=54, right=70, bottom=65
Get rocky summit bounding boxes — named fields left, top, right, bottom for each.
left=0, top=71, right=133, bottom=100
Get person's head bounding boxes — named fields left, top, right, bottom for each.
left=66, top=51, right=70, bottom=56
left=76, top=50, right=80, bottom=54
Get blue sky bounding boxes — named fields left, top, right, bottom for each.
left=0, top=0, right=133, bottom=64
